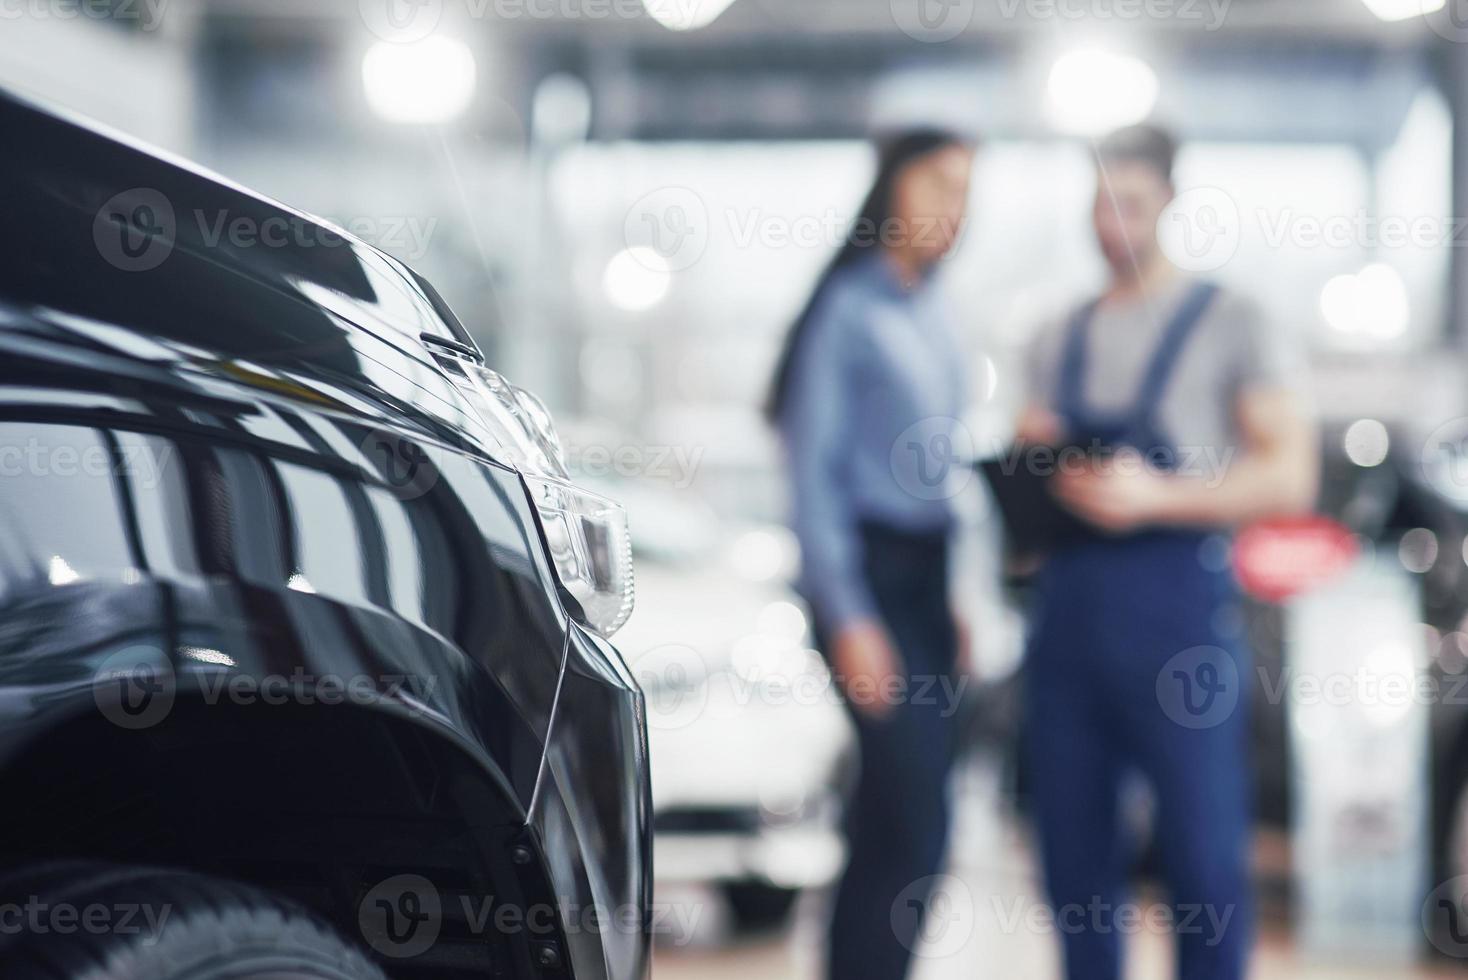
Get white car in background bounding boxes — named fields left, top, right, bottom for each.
left=599, top=477, right=854, bottom=933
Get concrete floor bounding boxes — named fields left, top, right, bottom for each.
left=651, top=761, right=1461, bottom=980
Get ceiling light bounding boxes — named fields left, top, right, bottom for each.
left=640, top=0, right=737, bottom=31
left=362, top=36, right=477, bottom=125
left=603, top=247, right=672, bottom=312
left=1360, top=0, right=1446, bottom=22
left=1045, top=48, right=1159, bottom=136
left=1319, top=263, right=1410, bottom=341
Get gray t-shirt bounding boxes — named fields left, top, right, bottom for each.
left=1025, top=279, right=1305, bottom=471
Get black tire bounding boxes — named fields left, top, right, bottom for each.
left=722, top=882, right=800, bottom=932
left=0, top=861, right=386, bottom=980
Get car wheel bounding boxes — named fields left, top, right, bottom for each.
left=0, top=861, right=386, bottom=979
left=722, top=882, right=800, bottom=932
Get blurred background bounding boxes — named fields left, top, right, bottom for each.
left=13, top=0, right=1468, bottom=976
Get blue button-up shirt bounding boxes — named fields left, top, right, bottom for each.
left=777, top=253, right=968, bottom=633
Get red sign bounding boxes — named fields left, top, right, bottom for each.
left=1234, top=516, right=1359, bottom=603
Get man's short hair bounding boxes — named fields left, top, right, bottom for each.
left=1096, top=124, right=1177, bottom=185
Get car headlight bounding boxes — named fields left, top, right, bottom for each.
left=462, top=363, right=570, bottom=481
left=453, top=363, right=635, bottom=637
left=525, top=476, right=635, bottom=637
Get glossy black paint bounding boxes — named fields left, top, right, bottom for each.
left=0, top=90, right=649, bottom=979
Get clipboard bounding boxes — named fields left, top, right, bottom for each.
left=977, top=444, right=1092, bottom=553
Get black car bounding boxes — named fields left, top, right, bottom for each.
left=0, top=90, right=650, bottom=979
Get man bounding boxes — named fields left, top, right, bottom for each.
left=1017, top=124, right=1317, bottom=980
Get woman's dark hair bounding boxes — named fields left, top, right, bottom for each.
left=764, top=128, right=973, bottom=423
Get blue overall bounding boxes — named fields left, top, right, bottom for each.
left=1025, top=282, right=1253, bottom=980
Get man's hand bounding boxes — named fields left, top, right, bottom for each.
left=832, top=619, right=904, bottom=720
left=1052, top=450, right=1178, bottom=534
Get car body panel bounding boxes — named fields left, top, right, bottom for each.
left=0, top=88, right=651, bottom=979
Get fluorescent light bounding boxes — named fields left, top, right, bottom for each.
left=1044, top=48, right=1159, bottom=136
left=362, top=36, right=477, bottom=125
left=640, top=0, right=737, bottom=31
left=1360, top=0, right=1446, bottom=22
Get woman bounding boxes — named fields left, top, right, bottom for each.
left=769, top=129, right=976, bottom=980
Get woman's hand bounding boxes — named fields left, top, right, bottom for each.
left=832, top=619, right=904, bottom=720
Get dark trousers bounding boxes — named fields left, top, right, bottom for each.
left=1025, top=532, right=1253, bottom=980
left=820, top=522, right=958, bottom=980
